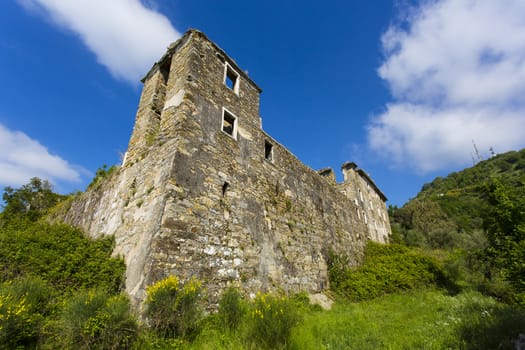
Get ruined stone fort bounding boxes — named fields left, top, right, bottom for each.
left=61, top=30, right=391, bottom=305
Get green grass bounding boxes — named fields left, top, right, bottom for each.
left=290, top=289, right=524, bottom=350
left=148, top=289, right=524, bottom=350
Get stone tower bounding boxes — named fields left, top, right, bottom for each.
left=60, top=30, right=391, bottom=306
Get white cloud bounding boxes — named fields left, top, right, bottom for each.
left=19, top=0, right=181, bottom=83
left=0, top=123, right=81, bottom=188
left=369, top=0, right=525, bottom=173
left=368, top=104, right=525, bottom=173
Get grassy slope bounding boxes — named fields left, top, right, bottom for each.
left=182, top=241, right=525, bottom=350
left=390, top=149, right=525, bottom=250
left=184, top=289, right=525, bottom=350
left=420, top=149, right=525, bottom=198
left=293, top=290, right=524, bottom=350
left=405, top=148, right=525, bottom=232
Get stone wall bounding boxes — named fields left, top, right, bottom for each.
left=340, top=163, right=391, bottom=243
left=60, top=30, right=391, bottom=307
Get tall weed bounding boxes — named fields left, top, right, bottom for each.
left=247, top=292, right=301, bottom=349
left=218, top=286, right=246, bottom=332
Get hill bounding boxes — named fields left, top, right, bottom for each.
left=390, top=148, right=525, bottom=248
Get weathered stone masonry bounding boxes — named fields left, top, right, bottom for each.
left=60, top=30, right=391, bottom=306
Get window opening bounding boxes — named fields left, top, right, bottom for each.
left=159, top=59, right=171, bottom=84
left=264, top=141, right=273, bottom=161
left=221, top=108, right=237, bottom=139
left=224, top=63, right=240, bottom=94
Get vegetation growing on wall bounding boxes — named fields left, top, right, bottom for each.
left=87, top=164, right=118, bottom=190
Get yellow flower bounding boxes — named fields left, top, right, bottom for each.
left=146, top=275, right=180, bottom=302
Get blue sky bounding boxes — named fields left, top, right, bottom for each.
left=1, top=0, right=525, bottom=206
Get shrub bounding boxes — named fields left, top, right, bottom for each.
left=218, top=286, right=246, bottom=332
left=482, top=178, right=525, bottom=304
left=330, top=242, right=449, bottom=301
left=0, top=276, right=51, bottom=349
left=145, top=276, right=203, bottom=339
left=247, top=292, right=301, bottom=349
left=56, top=289, right=137, bottom=350
left=87, top=165, right=118, bottom=190
left=0, top=221, right=125, bottom=294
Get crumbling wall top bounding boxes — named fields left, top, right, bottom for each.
left=141, top=29, right=262, bottom=93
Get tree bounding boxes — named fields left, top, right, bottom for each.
left=390, top=199, right=458, bottom=248
left=483, top=178, right=525, bottom=302
left=1, top=177, right=64, bottom=221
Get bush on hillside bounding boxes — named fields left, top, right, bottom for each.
left=329, top=242, right=450, bottom=301
left=482, top=178, right=525, bottom=305
left=0, top=276, right=52, bottom=349
left=0, top=220, right=125, bottom=294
